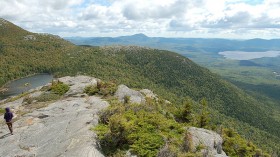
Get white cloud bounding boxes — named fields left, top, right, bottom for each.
left=0, top=0, right=280, bottom=38
left=120, top=0, right=189, bottom=20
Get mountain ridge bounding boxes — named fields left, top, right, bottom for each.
left=65, top=33, right=280, bottom=52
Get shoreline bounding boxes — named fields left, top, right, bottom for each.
left=0, top=88, right=8, bottom=93
left=0, top=73, right=52, bottom=91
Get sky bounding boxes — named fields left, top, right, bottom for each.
left=1, top=0, right=280, bottom=39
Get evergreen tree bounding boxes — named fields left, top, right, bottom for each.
left=181, top=97, right=193, bottom=123
left=199, top=98, right=210, bottom=128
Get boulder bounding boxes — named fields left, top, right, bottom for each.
left=187, top=127, right=228, bottom=157
left=115, top=85, right=145, bottom=104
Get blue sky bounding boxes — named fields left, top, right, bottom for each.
left=247, top=0, right=263, bottom=5
left=0, top=0, right=280, bottom=39
left=229, top=0, right=264, bottom=5
left=78, top=0, right=111, bottom=8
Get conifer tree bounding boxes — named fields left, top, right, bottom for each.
left=199, top=98, right=210, bottom=128
left=181, top=97, right=193, bottom=123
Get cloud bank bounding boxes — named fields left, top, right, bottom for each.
left=1, top=0, right=280, bottom=38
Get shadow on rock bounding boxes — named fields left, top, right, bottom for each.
left=0, top=133, right=11, bottom=139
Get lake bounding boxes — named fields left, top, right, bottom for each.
left=219, top=51, right=280, bottom=60
left=0, top=74, right=53, bottom=100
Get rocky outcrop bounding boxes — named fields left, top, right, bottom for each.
left=0, top=97, right=108, bottom=157
left=115, top=84, right=146, bottom=104
left=58, top=75, right=98, bottom=96
left=0, top=96, right=106, bottom=157
left=187, top=127, right=228, bottom=157
left=0, top=76, right=108, bottom=157
left=140, top=89, right=158, bottom=100
left=23, top=35, right=36, bottom=41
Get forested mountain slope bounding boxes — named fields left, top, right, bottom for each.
left=0, top=18, right=279, bottom=155
left=66, top=34, right=280, bottom=111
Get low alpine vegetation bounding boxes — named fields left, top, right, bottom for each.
left=222, top=128, right=271, bottom=157
left=94, top=96, right=269, bottom=157
left=23, top=93, right=61, bottom=104
left=50, top=80, right=70, bottom=95
left=0, top=108, right=5, bottom=115
left=94, top=98, right=186, bottom=156
left=94, top=97, right=219, bottom=156
left=84, top=80, right=117, bottom=96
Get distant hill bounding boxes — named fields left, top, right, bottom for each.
left=65, top=34, right=280, bottom=53
left=1, top=19, right=280, bottom=155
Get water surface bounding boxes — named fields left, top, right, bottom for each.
left=0, top=74, right=53, bottom=100
left=219, top=51, right=280, bottom=60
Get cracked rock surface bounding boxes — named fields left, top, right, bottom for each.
left=187, top=127, right=228, bottom=157
left=0, top=95, right=108, bottom=157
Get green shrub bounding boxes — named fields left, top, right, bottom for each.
left=222, top=128, right=269, bottom=157
left=98, top=81, right=117, bottom=96
left=94, top=95, right=267, bottom=157
left=4, top=92, right=29, bottom=103
left=84, top=81, right=117, bottom=96
left=198, top=98, right=210, bottom=129
left=130, top=132, right=164, bottom=156
left=50, top=81, right=69, bottom=95
left=98, top=101, right=124, bottom=124
left=94, top=100, right=184, bottom=157
left=40, top=85, right=51, bottom=92
left=124, top=95, right=130, bottom=104
left=84, top=85, right=99, bottom=95
left=195, top=144, right=205, bottom=152
left=23, top=96, right=34, bottom=104
left=183, top=132, right=195, bottom=152
left=0, top=108, right=5, bottom=115
left=35, top=93, right=60, bottom=102
left=175, top=97, right=193, bottom=124
left=23, top=93, right=60, bottom=104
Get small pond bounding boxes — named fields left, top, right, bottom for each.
left=0, top=74, right=53, bottom=100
